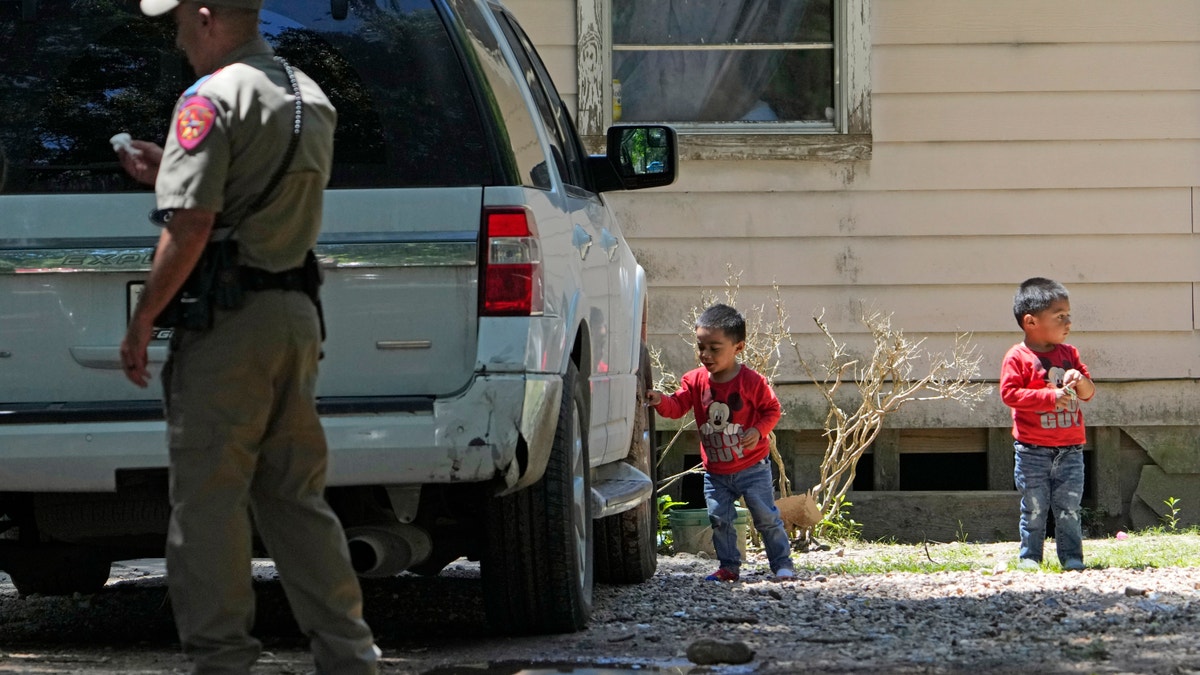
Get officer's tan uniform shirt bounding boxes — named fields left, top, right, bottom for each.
left=155, top=38, right=336, bottom=272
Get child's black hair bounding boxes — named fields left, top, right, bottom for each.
left=1013, top=277, right=1069, bottom=328
left=696, top=303, right=746, bottom=343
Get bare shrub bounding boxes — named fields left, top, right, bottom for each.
left=796, top=311, right=992, bottom=523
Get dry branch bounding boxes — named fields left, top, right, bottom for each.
left=795, top=311, right=992, bottom=522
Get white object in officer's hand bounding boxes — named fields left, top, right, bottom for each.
left=109, top=132, right=141, bottom=157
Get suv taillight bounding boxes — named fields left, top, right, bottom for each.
left=482, top=207, right=543, bottom=316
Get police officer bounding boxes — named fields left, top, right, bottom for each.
left=117, top=1, right=379, bottom=673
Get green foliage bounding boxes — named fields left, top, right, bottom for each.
left=813, top=495, right=862, bottom=542
left=1161, top=496, right=1182, bottom=532
left=656, top=494, right=687, bottom=553
left=1133, top=496, right=1187, bottom=536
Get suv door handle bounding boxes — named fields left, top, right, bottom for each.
left=599, top=229, right=619, bottom=261
left=70, top=345, right=168, bottom=369
left=572, top=224, right=593, bottom=260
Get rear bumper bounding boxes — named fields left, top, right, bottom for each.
left=0, top=374, right=562, bottom=492
left=323, top=374, right=562, bottom=489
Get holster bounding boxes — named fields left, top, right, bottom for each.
left=301, top=250, right=327, bottom=342
left=234, top=250, right=326, bottom=342
left=155, top=239, right=243, bottom=331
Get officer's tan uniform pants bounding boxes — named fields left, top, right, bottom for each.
left=162, top=290, right=378, bottom=675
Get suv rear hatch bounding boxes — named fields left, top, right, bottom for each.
left=1, top=0, right=496, bottom=410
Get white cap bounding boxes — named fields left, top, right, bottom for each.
left=139, top=0, right=263, bottom=17
left=139, top=0, right=181, bottom=16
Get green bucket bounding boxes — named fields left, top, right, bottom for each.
left=668, top=507, right=749, bottom=557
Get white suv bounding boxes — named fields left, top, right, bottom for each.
left=0, top=0, right=675, bottom=635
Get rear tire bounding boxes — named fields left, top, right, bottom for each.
left=482, top=360, right=593, bottom=634
left=595, top=344, right=658, bottom=584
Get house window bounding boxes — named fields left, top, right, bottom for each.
left=577, top=0, right=871, bottom=161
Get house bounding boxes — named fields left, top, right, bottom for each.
left=506, top=0, right=1200, bottom=541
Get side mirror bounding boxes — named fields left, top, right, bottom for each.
left=588, top=124, right=677, bottom=193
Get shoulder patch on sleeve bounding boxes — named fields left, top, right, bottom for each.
left=176, top=95, right=217, bottom=151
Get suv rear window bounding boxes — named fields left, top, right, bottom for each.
left=0, top=0, right=492, bottom=194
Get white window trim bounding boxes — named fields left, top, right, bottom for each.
left=576, top=0, right=871, bottom=161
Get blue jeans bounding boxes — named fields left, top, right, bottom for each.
left=1013, top=442, right=1085, bottom=565
left=703, top=459, right=793, bottom=573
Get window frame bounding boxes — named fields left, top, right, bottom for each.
left=576, top=0, right=871, bottom=161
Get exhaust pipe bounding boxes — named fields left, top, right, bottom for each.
left=344, top=523, right=432, bottom=578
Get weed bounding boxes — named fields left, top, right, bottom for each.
left=1161, top=496, right=1182, bottom=532
left=656, top=494, right=687, bottom=552
left=814, top=495, right=862, bottom=542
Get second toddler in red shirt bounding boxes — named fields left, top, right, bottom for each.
left=649, top=303, right=794, bottom=581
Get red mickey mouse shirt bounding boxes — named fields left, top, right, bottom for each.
left=1000, top=342, right=1092, bottom=447
left=653, top=365, right=782, bottom=475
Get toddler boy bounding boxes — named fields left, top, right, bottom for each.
left=1000, top=278, right=1096, bottom=571
left=648, top=304, right=794, bottom=581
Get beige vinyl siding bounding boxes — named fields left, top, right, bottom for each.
left=617, top=189, right=1193, bottom=237
left=505, top=1, right=578, bottom=110
left=875, top=44, right=1200, bottom=94
left=875, top=93, right=1200, bottom=142
left=518, top=0, right=1200, bottom=429
left=651, top=145, right=1200, bottom=191
left=873, top=0, right=1200, bottom=45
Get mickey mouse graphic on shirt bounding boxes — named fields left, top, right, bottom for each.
left=1039, top=357, right=1081, bottom=430
left=700, top=392, right=747, bottom=463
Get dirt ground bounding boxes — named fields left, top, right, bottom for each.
left=2, top=543, right=1199, bottom=674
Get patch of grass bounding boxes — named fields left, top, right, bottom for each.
left=1086, top=529, right=1200, bottom=570
left=791, top=531, right=1200, bottom=575
left=796, top=541, right=1000, bottom=575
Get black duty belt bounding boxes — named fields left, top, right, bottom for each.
left=239, top=265, right=307, bottom=292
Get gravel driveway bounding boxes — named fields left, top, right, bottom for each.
left=2, top=542, right=1199, bottom=674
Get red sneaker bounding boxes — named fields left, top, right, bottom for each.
left=704, top=568, right=739, bottom=582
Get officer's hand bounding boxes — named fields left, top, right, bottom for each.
left=119, top=140, right=163, bottom=186
left=120, top=319, right=153, bottom=388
